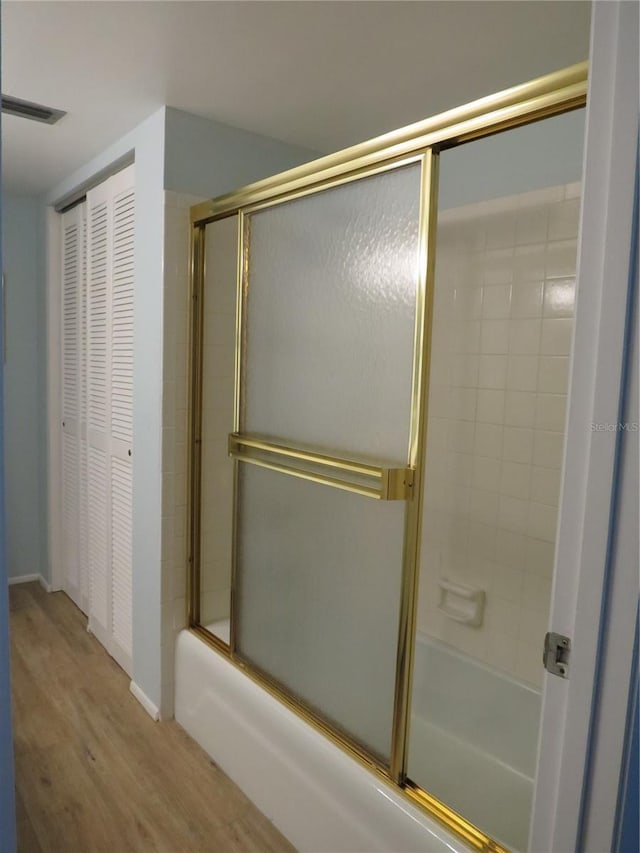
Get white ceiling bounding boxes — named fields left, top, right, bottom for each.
left=2, top=1, right=591, bottom=196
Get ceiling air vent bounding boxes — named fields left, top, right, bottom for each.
left=1, top=94, right=66, bottom=125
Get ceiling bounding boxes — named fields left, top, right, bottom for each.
left=2, top=1, right=591, bottom=197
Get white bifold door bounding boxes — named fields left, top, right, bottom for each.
left=60, top=164, right=135, bottom=676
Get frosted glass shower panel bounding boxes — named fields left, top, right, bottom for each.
left=199, top=216, right=238, bottom=638
left=235, top=463, right=406, bottom=762
left=243, top=163, right=422, bottom=465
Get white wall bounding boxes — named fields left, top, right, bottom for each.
left=2, top=194, right=47, bottom=582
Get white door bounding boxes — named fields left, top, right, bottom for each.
left=60, top=202, right=87, bottom=612
left=85, top=164, right=135, bottom=675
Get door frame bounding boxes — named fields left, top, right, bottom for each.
left=529, top=2, right=639, bottom=850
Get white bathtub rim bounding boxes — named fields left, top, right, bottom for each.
left=175, top=628, right=472, bottom=853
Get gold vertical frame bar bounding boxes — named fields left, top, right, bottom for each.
left=229, top=212, right=249, bottom=654
left=187, top=222, right=206, bottom=627
left=390, top=148, right=440, bottom=782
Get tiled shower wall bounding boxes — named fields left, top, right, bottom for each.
left=417, top=182, right=580, bottom=688
left=160, top=190, right=204, bottom=715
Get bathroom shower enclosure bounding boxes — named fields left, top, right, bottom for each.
left=184, top=63, right=587, bottom=851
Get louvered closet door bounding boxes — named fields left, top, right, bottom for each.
left=109, top=167, right=134, bottom=667
left=61, top=203, right=86, bottom=611
left=86, top=164, right=135, bottom=675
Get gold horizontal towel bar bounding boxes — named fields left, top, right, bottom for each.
left=228, top=433, right=414, bottom=501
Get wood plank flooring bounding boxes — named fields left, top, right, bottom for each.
left=9, top=582, right=295, bottom=853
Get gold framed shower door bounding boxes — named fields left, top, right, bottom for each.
left=186, top=61, right=588, bottom=853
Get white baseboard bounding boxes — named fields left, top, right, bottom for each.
left=8, top=574, right=51, bottom=592
left=130, top=680, right=160, bottom=722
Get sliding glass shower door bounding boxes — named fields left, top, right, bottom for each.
left=190, top=62, right=589, bottom=853
left=231, top=162, right=423, bottom=763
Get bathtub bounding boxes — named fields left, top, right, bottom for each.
left=175, top=628, right=540, bottom=852
left=409, top=634, right=541, bottom=852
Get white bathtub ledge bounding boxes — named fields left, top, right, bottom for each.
left=175, top=629, right=472, bottom=853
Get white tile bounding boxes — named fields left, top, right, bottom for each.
left=516, top=640, right=544, bottom=688
left=507, top=356, right=539, bottom=392
left=482, top=284, right=512, bottom=319
left=468, top=521, right=496, bottom=559
left=518, top=606, right=550, bottom=648
left=162, top=427, right=176, bottom=474
left=448, top=420, right=475, bottom=454
left=538, top=356, right=570, bottom=394
left=474, top=422, right=503, bottom=459
left=472, top=456, right=502, bottom=492
left=160, top=559, right=173, bottom=605
left=450, top=353, right=479, bottom=388
left=500, top=461, right=531, bottom=500
left=173, top=596, right=187, bottom=631
left=531, top=465, right=562, bottom=506
left=548, top=198, right=580, bottom=242
left=514, top=245, right=546, bottom=282
left=509, top=319, right=541, bottom=355
left=498, top=496, right=529, bottom=534
left=478, top=354, right=507, bottom=389
left=458, top=320, right=481, bottom=354
left=161, top=473, right=175, bottom=520
left=485, top=215, right=516, bottom=250
left=426, top=417, right=448, bottom=453
left=543, top=278, right=576, bottom=318
left=452, top=452, right=474, bottom=487
left=486, top=596, right=520, bottom=638
left=528, top=502, right=558, bottom=543
left=492, top=562, right=524, bottom=604
left=545, top=239, right=578, bottom=278
left=533, top=430, right=565, bottom=469
left=536, top=393, right=567, bottom=432
left=486, top=630, right=518, bottom=674
left=495, top=529, right=527, bottom=572
left=523, top=572, right=553, bottom=613
left=564, top=182, right=582, bottom=201
left=525, top=537, right=556, bottom=578
left=162, top=380, right=176, bottom=427
left=505, top=391, right=537, bottom=428
left=480, top=319, right=509, bottom=354
left=449, top=387, right=477, bottom=421
left=483, top=248, right=514, bottom=285
left=429, top=382, right=451, bottom=420
left=476, top=389, right=505, bottom=424
left=511, top=281, right=544, bottom=318
left=541, top=318, right=573, bottom=356
left=469, top=488, right=499, bottom=526
left=515, top=205, right=548, bottom=246
left=502, top=427, right=534, bottom=464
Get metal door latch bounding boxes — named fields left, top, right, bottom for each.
left=543, top=632, right=571, bottom=678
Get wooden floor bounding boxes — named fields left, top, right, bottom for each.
left=10, top=582, right=295, bottom=853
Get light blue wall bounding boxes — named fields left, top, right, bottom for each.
left=0, top=185, right=18, bottom=850
left=164, top=108, right=317, bottom=198
left=439, top=108, right=586, bottom=209
left=2, top=195, right=46, bottom=582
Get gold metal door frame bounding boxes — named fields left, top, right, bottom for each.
left=186, top=62, right=588, bottom=853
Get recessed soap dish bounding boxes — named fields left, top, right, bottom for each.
left=437, top=577, right=486, bottom=627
